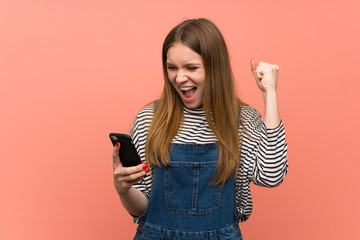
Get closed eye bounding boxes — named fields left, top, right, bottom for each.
left=167, top=66, right=177, bottom=71
left=187, top=67, right=198, bottom=71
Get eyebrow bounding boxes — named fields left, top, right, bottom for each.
left=166, top=62, right=202, bottom=66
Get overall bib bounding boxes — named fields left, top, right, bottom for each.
left=134, top=144, right=243, bottom=240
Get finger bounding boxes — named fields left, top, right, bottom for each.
left=258, top=62, right=279, bottom=71
left=112, top=142, right=122, bottom=167
left=114, top=175, right=145, bottom=190
left=129, top=176, right=146, bottom=185
left=258, top=61, right=273, bottom=66
left=115, top=168, right=147, bottom=182
left=256, top=66, right=272, bottom=73
left=250, top=58, right=257, bottom=71
left=252, top=70, right=263, bottom=81
left=114, top=163, right=146, bottom=176
left=251, top=59, right=263, bottom=80
left=255, top=71, right=263, bottom=80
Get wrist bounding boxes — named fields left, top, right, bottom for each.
left=262, top=90, right=277, bottom=98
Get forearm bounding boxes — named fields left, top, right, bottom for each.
left=262, top=90, right=281, bottom=129
left=119, top=187, right=147, bottom=217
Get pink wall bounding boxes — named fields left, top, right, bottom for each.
left=1, top=0, right=359, bottom=239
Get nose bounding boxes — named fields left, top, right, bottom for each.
left=175, top=70, right=189, bottom=83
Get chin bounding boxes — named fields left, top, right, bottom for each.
left=184, top=102, right=202, bottom=109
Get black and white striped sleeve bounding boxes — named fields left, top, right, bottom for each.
left=243, top=107, right=288, bottom=187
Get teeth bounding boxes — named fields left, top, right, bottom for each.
left=180, top=86, right=195, bottom=91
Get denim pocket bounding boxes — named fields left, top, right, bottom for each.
left=165, top=161, right=221, bottom=215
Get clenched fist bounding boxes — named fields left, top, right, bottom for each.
left=251, top=59, right=279, bottom=93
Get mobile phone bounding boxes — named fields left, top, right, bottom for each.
left=109, top=133, right=142, bottom=167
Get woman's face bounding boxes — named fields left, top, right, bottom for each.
left=166, top=43, right=206, bottom=109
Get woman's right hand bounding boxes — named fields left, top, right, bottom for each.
left=112, top=142, right=149, bottom=196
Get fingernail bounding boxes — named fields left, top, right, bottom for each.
left=142, top=164, right=148, bottom=169
left=115, top=142, right=120, bottom=147
left=145, top=168, right=150, bottom=173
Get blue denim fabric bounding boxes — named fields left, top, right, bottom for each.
left=134, top=144, right=243, bottom=240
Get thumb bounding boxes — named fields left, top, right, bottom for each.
left=250, top=58, right=257, bottom=71
left=112, top=142, right=123, bottom=167
left=250, top=58, right=263, bottom=81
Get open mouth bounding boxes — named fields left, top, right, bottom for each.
left=180, top=86, right=197, bottom=98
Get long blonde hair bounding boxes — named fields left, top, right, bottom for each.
left=145, top=18, right=245, bottom=185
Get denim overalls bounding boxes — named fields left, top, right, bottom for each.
left=134, top=143, right=243, bottom=240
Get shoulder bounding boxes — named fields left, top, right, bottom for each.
left=240, top=105, right=263, bottom=127
left=133, top=103, right=157, bottom=126
left=130, top=103, right=156, bottom=136
left=238, top=105, right=265, bottom=137
left=136, top=103, right=155, bottom=118
left=240, top=105, right=261, bottom=122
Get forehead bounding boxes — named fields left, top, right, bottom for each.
left=166, top=43, right=202, bottom=64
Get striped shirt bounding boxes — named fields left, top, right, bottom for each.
left=130, top=104, right=288, bottom=223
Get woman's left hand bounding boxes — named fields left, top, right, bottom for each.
left=251, top=59, right=279, bottom=93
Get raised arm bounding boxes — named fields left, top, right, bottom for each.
left=250, top=59, right=280, bottom=128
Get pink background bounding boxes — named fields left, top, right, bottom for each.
left=1, top=0, right=359, bottom=239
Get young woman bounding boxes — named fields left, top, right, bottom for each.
left=112, top=18, right=288, bottom=240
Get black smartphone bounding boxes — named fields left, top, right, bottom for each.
left=109, top=133, right=142, bottom=167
